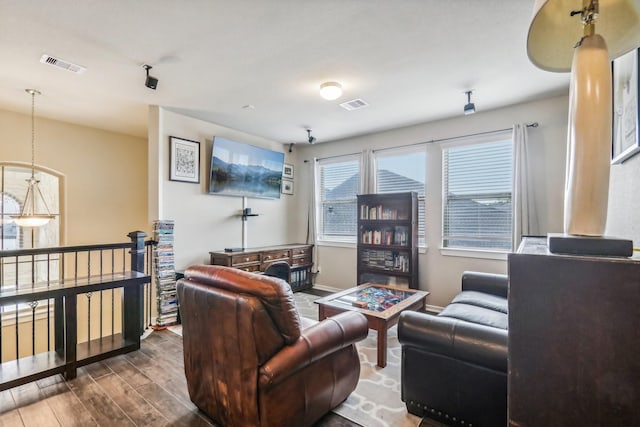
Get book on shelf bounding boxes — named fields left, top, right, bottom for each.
left=153, top=219, right=178, bottom=327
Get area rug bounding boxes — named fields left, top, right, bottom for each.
left=293, top=292, right=421, bottom=427
left=167, top=293, right=421, bottom=427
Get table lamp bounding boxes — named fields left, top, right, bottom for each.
left=527, top=0, right=640, bottom=256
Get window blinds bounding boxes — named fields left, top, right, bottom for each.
left=442, top=139, right=513, bottom=250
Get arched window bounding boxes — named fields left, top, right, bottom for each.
left=0, top=163, right=61, bottom=250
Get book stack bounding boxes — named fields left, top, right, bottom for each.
left=153, top=220, right=178, bottom=327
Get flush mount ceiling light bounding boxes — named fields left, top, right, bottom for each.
left=463, top=90, right=476, bottom=115
left=319, top=82, right=342, bottom=100
left=11, top=89, right=56, bottom=228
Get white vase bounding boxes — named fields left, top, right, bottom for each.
left=564, top=34, right=612, bottom=236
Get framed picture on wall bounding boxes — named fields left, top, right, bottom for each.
left=612, top=48, right=640, bottom=164
left=281, top=179, right=294, bottom=195
left=170, top=136, right=200, bottom=183
left=283, top=163, right=294, bottom=179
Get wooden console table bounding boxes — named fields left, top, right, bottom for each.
left=209, top=244, right=313, bottom=292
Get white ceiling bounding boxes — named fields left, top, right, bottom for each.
left=0, top=0, right=569, bottom=144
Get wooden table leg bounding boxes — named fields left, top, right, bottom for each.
left=377, top=326, right=387, bottom=368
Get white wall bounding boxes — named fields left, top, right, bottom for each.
left=292, top=94, right=569, bottom=307
left=607, top=152, right=640, bottom=244
left=148, top=107, right=297, bottom=270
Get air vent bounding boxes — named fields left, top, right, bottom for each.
left=39, top=54, right=87, bottom=74
left=339, top=98, right=369, bottom=111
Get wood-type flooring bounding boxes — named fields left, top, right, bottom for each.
left=0, top=329, right=360, bottom=426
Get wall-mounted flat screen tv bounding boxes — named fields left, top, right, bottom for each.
left=209, top=136, right=284, bottom=199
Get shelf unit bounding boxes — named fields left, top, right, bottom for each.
left=357, top=192, right=418, bottom=289
left=153, top=220, right=178, bottom=326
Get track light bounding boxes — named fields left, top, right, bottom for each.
left=143, top=64, right=158, bottom=90
left=307, top=129, right=316, bottom=144
left=464, top=90, right=475, bottom=115
left=288, top=143, right=294, bottom=153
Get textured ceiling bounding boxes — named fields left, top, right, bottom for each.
left=0, top=0, right=570, bottom=144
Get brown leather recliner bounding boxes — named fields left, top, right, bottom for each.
left=176, top=265, right=369, bottom=427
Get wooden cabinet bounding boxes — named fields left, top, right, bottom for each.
left=508, top=237, right=640, bottom=426
left=357, top=192, right=418, bottom=289
left=209, top=244, right=313, bottom=292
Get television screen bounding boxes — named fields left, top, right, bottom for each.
left=209, top=137, right=285, bottom=199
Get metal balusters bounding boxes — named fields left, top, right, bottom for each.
left=47, top=297, right=51, bottom=351
left=86, top=292, right=92, bottom=343
left=14, top=301, right=18, bottom=360
left=99, top=250, right=103, bottom=340
left=111, top=249, right=115, bottom=336
left=29, top=301, right=38, bottom=355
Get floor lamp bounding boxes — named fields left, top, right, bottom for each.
left=527, top=0, right=640, bottom=256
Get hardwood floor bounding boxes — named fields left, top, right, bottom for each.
left=0, top=329, right=360, bottom=427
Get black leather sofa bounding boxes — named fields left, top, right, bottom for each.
left=398, top=271, right=508, bottom=427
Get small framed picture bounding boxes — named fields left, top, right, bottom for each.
left=283, top=163, right=294, bottom=179
left=612, top=48, right=640, bottom=164
left=170, top=136, right=200, bottom=183
left=281, top=179, right=294, bottom=195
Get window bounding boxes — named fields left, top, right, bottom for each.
left=374, top=147, right=426, bottom=246
left=442, top=137, right=513, bottom=251
left=316, top=156, right=360, bottom=243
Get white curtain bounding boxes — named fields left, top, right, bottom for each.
left=306, top=158, right=320, bottom=272
left=512, top=124, right=539, bottom=250
left=360, top=149, right=376, bottom=194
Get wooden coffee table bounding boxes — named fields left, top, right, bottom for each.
left=315, top=283, right=428, bottom=368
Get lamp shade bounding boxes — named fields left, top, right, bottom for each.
left=527, top=0, right=640, bottom=72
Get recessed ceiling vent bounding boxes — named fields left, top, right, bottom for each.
left=339, top=98, right=369, bottom=111
left=39, top=54, right=87, bottom=74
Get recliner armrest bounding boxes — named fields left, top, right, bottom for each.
left=398, top=311, right=507, bottom=372
left=461, top=271, right=508, bottom=298
left=259, top=311, right=368, bottom=389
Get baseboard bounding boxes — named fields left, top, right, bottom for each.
left=311, top=284, right=344, bottom=293
left=425, top=304, right=443, bottom=314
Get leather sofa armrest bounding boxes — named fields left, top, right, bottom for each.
left=398, top=311, right=507, bottom=372
left=461, top=271, right=508, bottom=298
left=259, top=311, right=368, bottom=389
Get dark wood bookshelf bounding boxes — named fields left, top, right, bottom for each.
left=357, top=192, right=418, bottom=289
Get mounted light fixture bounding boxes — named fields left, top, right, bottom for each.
left=143, top=64, right=158, bottom=90
left=527, top=0, right=640, bottom=240
left=307, top=129, right=316, bottom=144
left=319, top=82, right=342, bottom=100
left=11, top=89, right=56, bottom=228
left=463, top=90, right=476, bottom=115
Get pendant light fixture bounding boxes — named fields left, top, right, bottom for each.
left=11, top=89, right=56, bottom=228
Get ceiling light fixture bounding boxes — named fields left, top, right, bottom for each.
left=307, top=129, right=316, bottom=144
left=143, top=64, right=158, bottom=90
left=11, top=89, right=56, bottom=228
left=527, top=0, right=640, bottom=241
left=463, top=90, right=476, bottom=115
left=319, top=82, right=342, bottom=100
